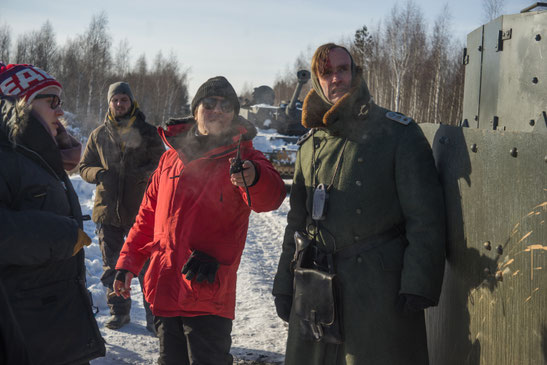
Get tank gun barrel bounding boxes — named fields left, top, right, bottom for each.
left=286, top=70, right=311, bottom=114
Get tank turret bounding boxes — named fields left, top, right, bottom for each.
left=240, top=70, right=311, bottom=178
left=286, top=70, right=311, bottom=121
left=240, top=69, right=310, bottom=136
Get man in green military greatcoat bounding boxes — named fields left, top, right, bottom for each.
left=272, top=43, right=446, bottom=364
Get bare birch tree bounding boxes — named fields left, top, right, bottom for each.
left=79, top=12, right=112, bottom=121
left=427, top=5, right=452, bottom=123
left=0, top=23, right=11, bottom=63
left=482, top=0, right=506, bottom=22
left=384, top=0, right=425, bottom=112
left=113, top=39, right=131, bottom=78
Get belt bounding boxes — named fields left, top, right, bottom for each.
left=334, top=225, right=404, bottom=260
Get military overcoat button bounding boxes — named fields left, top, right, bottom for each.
left=356, top=256, right=363, bottom=264
left=357, top=157, right=364, bottom=163
left=354, top=235, right=360, bottom=241
left=355, top=181, right=362, bottom=186
left=356, top=208, right=362, bottom=214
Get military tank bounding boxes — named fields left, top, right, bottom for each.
left=419, top=4, right=546, bottom=364
left=240, top=70, right=310, bottom=179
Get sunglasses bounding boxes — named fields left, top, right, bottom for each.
left=34, top=94, right=63, bottom=110
left=201, top=97, right=234, bottom=113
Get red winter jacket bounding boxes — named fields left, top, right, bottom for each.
left=116, top=117, right=285, bottom=319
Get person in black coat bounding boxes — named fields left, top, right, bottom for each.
left=0, top=63, right=105, bottom=365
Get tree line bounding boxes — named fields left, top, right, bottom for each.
left=0, top=12, right=189, bottom=137
left=273, top=1, right=466, bottom=126
left=1, top=1, right=502, bottom=131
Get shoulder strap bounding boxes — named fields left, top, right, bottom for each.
left=297, top=128, right=315, bottom=146
left=386, top=111, right=413, bottom=125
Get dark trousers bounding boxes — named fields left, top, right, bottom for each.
left=97, top=224, right=153, bottom=324
left=156, top=315, right=233, bottom=365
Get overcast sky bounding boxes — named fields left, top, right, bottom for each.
left=1, top=0, right=534, bottom=97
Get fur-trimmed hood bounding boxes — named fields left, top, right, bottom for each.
left=158, top=115, right=257, bottom=151
left=158, top=115, right=257, bottom=163
left=302, top=74, right=373, bottom=129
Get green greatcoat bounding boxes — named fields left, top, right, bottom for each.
left=273, top=76, right=446, bottom=365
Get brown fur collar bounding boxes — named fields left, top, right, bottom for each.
left=302, top=75, right=372, bottom=129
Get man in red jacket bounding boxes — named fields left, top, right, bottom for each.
left=113, top=76, right=286, bottom=364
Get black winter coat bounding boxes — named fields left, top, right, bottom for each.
left=0, top=96, right=105, bottom=364
left=0, top=279, right=31, bottom=365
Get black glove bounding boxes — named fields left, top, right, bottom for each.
left=181, top=250, right=219, bottom=284
left=274, top=295, right=293, bottom=322
left=397, top=293, right=434, bottom=313
left=114, top=269, right=130, bottom=283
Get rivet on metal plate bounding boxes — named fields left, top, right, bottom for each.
left=510, top=148, right=518, bottom=157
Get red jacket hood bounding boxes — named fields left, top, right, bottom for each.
left=158, top=115, right=257, bottom=151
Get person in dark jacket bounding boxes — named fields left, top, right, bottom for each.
left=112, top=76, right=286, bottom=364
left=79, top=81, right=165, bottom=331
left=272, top=43, right=446, bottom=364
left=0, top=63, right=105, bottom=364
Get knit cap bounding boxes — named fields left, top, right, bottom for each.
left=191, top=76, right=240, bottom=116
left=0, top=63, right=62, bottom=103
left=108, top=81, right=134, bottom=103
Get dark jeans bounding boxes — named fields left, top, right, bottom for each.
left=156, top=315, right=233, bottom=365
left=97, top=224, right=153, bottom=324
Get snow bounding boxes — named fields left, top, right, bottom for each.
left=70, top=175, right=289, bottom=364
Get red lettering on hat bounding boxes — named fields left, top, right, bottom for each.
left=0, top=77, right=20, bottom=95
left=16, top=69, right=44, bottom=89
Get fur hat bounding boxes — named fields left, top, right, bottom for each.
left=191, top=76, right=239, bottom=116
left=0, top=63, right=62, bottom=103
left=107, top=81, right=134, bottom=103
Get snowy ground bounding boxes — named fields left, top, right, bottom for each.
left=70, top=175, right=289, bottom=364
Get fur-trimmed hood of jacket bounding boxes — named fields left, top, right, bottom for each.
left=158, top=115, right=257, bottom=162
left=301, top=74, right=373, bottom=129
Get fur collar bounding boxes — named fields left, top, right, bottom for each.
left=302, top=75, right=372, bottom=129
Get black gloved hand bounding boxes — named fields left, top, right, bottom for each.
left=274, top=295, right=293, bottom=322
left=397, top=293, right=435, bottom=313
left=181, top=250, right=219, bottom=284
left=114, top=269, right=129, bottom=283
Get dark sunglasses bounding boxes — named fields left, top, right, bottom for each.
left=201, top=97, right=234, bottom=113
left=34, top=94, right=62, bottom=110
